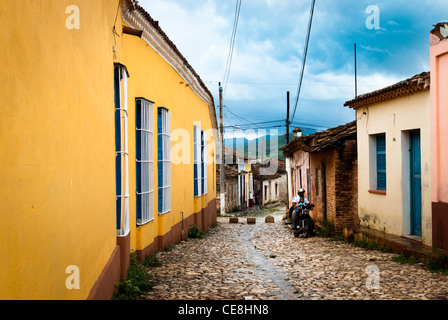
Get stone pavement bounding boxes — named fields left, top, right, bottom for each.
left=143, top=209, right=448, bottom=300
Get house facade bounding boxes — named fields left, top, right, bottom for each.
left=217, top=166, right=241, bottom=213
left=282, top=122, right=358, bottom=233
left=253, top=159, right=288, bottom=207
left=216, top=147, right=254, bottom=213
left=119, top=0, right=217, bottom=267
left=344, top=72, right=431, bottom=245
left=0, top=0, right=217, bottom=300
left=430, top=23, right=448, bottom=251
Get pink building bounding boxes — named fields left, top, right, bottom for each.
left=430, top=22, right=448, bottom=250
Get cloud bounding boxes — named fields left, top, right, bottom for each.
left=137, top=0, right=446, bottom=131
left=359, top=44, right=391, bottom=55
left=137, top=0, right=231, bottom=81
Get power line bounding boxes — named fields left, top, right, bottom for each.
left=222, top=109, right=334, bottom=132
left=225, top=105, right=264, bottom=130
left=223, top=119, right=285, bottom=128
left=291, top=0, right=316, bottom=123
left=223, top=0, right=242, bottom=97
left=223, top=120, right=329, bottom=132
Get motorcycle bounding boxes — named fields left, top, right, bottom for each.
left=292, top=202, right=315, bottom=238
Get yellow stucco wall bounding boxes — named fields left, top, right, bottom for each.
left=0, top=0, right=119, bottom=299
left=356, top=90, right=432, bottom=245
left=1, top=0, right=217, bottom=300
left=118, top=23, right=216, bottom=255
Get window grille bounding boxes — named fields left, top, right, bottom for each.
left=376, top=134, right=386, bottom=190
left=158, top=107, right=171, bottom=214
left=194, top=126, right=202, bottom=197
left=114, top=63, right=130, bottom=237
left=136, top=98, right=154, bottom=225
left=201, top=130, right=207, bottom=195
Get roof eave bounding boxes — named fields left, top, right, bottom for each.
left=344, top=72, right=430, bottom=109
left=121, top=0, right=218, bottom=132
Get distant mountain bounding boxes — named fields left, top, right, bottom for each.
left=224, top=128, right=317, bottom=161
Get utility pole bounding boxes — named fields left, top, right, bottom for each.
left=354, top=43, right=358, bottom=98
left=260, top=135, right=265, bottom=207
left=219, top=83, right=225, bottom=216
left=286, top=91, right=290, bottom=144
left=286, top=91, right=290, bottom=210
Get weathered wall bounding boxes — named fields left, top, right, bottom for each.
left=430, top=36, right=448, bottom=250
left=356, top=90, right=431, bottom=245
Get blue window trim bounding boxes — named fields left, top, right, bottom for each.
left=136, top=99, right=143, bottom=221
left=135, top=98, right=155, bottom=225
left=201, top=130, right=206, bottom=195
left=376, top=134, right=386, bottom=191
left=194, top=126, right=201, bottom=197
left=157, top=107, right=170, bottom=214
left=114, top=66, right=122, bottom=230
left=158, top=108, right=163, bottom=213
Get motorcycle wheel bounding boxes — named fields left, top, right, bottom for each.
left=303, top=220, right=310, bottom=238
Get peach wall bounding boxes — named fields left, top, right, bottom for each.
left=430, top=39, right=448, bottom=203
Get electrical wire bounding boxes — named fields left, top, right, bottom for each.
left=223, top=0, right=242, bottom=97
left=223, top=119, right=285, bottom=128
left=291, top=0, right=316, bottom=123
left=225, top=105, right=264, bottom=130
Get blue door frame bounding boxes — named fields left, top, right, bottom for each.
left=410, top=131, right=422, bottom=237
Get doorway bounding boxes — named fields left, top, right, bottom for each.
left=409, top=131, right=422, bottom=237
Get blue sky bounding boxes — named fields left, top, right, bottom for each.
left=138, top=0, right=448, bottom=137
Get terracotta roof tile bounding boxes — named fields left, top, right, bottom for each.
left=344, top=72, right=430, bottom=109
left=252, top=159, right=286, bottom=180
left=129, top=1, right=214, bottom=104
left=281, top=121, right=356, bottom=155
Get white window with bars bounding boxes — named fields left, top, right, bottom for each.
left=158, top=107, right=171, bottom=214
left=114, top=64, right=130, bottom=237
left=194, top=125, right=202, bottom=197
left=201, top=130, right=207, bottom=195
left=136, top=98, right=154, bottom=225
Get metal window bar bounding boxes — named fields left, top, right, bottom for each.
left=115, top=65, right=130, bottom=237
left=376, top=134, right=386, bottom=191
left=194, top=126, right=202, bottom=197
left=201, top=130, right=207, bottom=195
left=136, top=98, right=154, bottom=225
left=158, top=108, right=171, bottom=214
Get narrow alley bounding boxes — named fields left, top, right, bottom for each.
left=143, top=208, right=448, bottom=300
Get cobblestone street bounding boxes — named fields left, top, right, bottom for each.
left=143, top=208, right=448, bottom=300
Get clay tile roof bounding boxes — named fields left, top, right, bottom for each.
left=216, top=166, right=240, bottom=180
left=122, top=0, right=217, bottom=132
left=281, top=121, right=356, bottom=155
left=431, top=22, right=448, bottom=41
left=252, top=158, right=286, bottom=180
left=303, top=121, right=356, bottom=153
left=130, top=1, right=214, bottom=102
left=344, top=72, right=430, bottom=109
left=280, top=134, right=314, bottom=155
left=223, top=146, right=256, bottom=162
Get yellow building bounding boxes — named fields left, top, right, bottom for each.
left=118, top=0, right=217, bottom=267
left=0, top=0, right=217, bottom=300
